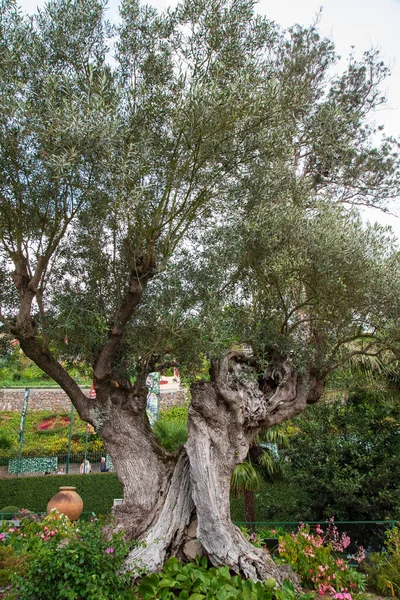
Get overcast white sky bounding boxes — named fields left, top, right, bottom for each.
left=18, top=0, right=400, bottom=234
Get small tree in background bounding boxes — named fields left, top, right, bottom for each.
left=231, top=429, right=288, bottom=525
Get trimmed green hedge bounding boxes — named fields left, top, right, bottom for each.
left=0, top=473, right=304, bottom=523
left=230, top=480, right=307, bottom=524
left=2, top=473, right=245, bottom=520
left=0, top=473, right=122, bottom=515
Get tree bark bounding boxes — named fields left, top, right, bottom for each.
left=244, top=491, right=256, bottom=527
left=183, top=363, right=302, bottom=584
left=124, top=451, right=194, bottom=574
left=85, top=385, right=175, bottom=539
left=117, top=354, right=324, bottom=586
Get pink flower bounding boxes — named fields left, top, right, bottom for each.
left=105, top=547, right=115, bottom=554
left=353, top=545, right=366, bottom=563
left=0, top=532, right=6, bottom=542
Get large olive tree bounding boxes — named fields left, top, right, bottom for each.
left=1, top=0, right=400, bottom=582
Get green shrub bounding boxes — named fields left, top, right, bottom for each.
left=0, top=367, right=11, bottom=381
left=0, top=505, right=19, bottom=516
left=154, top=420, right=188, bottom=452
left=134, top=557, right=313, bottom=599
left=362, top=525, right=400, bottom=597
left=0, top=434, right=12, bottom=451
left=0, top=545, right=29, bottom=587
left=21, top=365, right=49, bottom=381
left=159, top=405, right=188, bottom=424
left=252, top=479, right=307, bottom=522
left=5, top=512, right=134, bottom=600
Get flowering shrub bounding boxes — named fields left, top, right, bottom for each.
left=16, top=508, right=42, bottom=522
left=1, top=511, right=134, bottom=599
left=38, top=416, right=70, bottom=431
left=277, top=522, right=366, bottom=598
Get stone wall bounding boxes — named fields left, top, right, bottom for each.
left=0, top=388, right=187, bottom=412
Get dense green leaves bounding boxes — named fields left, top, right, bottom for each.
left=1, top=0, right=399, bottom=382
left=283, top=390, right=400, bottom=521
left=134, top=557, right=313, bottom=599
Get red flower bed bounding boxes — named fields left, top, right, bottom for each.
left=37, top=416, right=70, bottom=432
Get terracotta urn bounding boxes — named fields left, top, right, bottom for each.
left=47, top=486, right=83, bottom=521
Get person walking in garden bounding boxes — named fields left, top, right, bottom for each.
left=100, top=457, right=109, bottom=472
left=80, top=459, right=91, bottom=474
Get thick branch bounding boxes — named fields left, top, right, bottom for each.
left=210, top=353, right=251, bottom=409
left=94, top=250, right=156, bottom=382
left=18, top=337, right=91, bottom=420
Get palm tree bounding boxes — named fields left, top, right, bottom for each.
left=231, top=429, right=288, bottom=526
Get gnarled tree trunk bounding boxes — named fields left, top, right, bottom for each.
left=111, top=353, right=324, bottom=585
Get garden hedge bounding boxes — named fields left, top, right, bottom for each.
left=0, top=473, right=123, bottom=515
left=0, top=474, right=304, bottom=523
left=0, top=473, right=247, bottom=520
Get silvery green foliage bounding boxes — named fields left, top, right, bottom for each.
left=0, top=0, right=399, bottom=379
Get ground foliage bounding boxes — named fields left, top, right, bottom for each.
left=0, top=513, right=386, bottom=600
left=134, top=557, right=313, bottom=599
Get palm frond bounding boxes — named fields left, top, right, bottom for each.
left=256, top=428, right=289, bottom=449
left=258, top=449, right=283, bottom=480
left=231, top=461, right=261, bottom=493
left=153, top=420, right=188, bottom=452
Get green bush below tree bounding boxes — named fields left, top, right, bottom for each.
left=1, top=511, right=134, bottom=599
left=134, top=557, right=313, bottom=599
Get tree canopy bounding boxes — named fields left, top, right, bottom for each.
left=1, top=0, right=400, bottom=381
